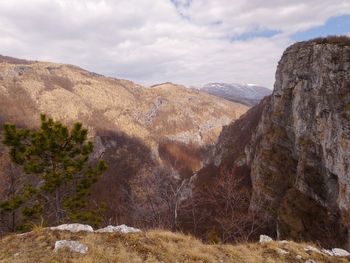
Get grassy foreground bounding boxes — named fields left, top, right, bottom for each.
left=0, top=228, right=349, bottom=263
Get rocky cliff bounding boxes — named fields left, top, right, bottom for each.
left=210, top=36, right=350, bottom=248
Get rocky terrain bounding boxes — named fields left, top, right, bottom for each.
left=196, top=82, right=271, bottom=106
left=1, top=36, right=350, bottom=259
left=0, top=223, right=349, bottom=263
left=203, top=36, right=350, bottom=249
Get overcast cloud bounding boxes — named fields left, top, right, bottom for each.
left=0, top=0, right=349, bottom=88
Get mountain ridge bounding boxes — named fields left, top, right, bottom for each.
left=194, top=82, right=271, bottom=106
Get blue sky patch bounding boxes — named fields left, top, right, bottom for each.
left=292, top=15, right=350, bottom=41
left=233, top=29, right=281, bottom=41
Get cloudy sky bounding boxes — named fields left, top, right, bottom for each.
left=0, top=0, right=349, bottom=88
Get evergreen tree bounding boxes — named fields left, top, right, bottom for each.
left=0, top=115, right=107, bottom=230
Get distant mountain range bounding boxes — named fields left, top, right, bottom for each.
left=195, top=83, right=272, bottom=106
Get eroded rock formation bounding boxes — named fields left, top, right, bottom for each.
left=210, top=37, right=350, bottom=248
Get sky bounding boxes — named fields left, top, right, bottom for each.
left=0, top=0, right=349, bottom=88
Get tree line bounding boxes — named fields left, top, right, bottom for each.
left=0, top=114, right=270, bottom=244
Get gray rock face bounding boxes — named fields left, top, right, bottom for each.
left=95, top=224, right=141, bottom=233
left=331, top=248, right=350, bottom=257
left=209, top=38, right=350, bottom=248
left=50, top=223, right=94, bottom=233
left=54, top=240, right=88, bottom=254
left=245, top=40, right=350, bottom=248
left=259, top=234, right=273, bottom=243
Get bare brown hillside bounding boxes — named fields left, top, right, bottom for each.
left=0, top=57, right=247, bottom=148
left=0, top=55, right=248, bottom=232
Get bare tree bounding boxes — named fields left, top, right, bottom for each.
left=179, top=170, right=270, bottom=243
left=130, top=165, right=190, bottom=231
left=0, top=161, right=25, bottom=234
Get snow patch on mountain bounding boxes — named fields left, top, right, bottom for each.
left=196, top=83, right=271, bottom=106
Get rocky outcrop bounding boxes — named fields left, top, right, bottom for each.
left=54, top=240, right=88, bottom=254
left=50, top=224, right=94, bottom=233
left=248, top=38, right=350, bottom=248
left=210, top=37, right=350, bottom=248
left=95, top=224, right=141, bottom=233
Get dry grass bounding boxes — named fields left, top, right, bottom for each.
left=309, top=35, right=350, bottom=47
left=0, top=228, right=349, bottom=263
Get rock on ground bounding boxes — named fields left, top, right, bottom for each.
left=331, top=248, right=350, bottom=257
left=95, top=224, right=141, bottom=234
left=259, top=235, right=273, bottom=243
left=50, top=223, right=94, bottom=233
left=277, top=248, right=289, bottom=255
left=54, top=240, right=88, bottom=254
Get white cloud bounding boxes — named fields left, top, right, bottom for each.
left=0, top=0, right=349, bottom=88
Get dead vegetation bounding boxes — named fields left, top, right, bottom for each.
left=158, top=140, right=205, bottom=177
left=309, top=35, right=350, bottom=47
left=0, top=228, right=349, bottom=263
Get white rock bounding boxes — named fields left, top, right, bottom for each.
left=304, top=245, right=321, bottom=254
left=277, top=248, right=289, bottom=255
left=331, top=248, right=350, bottom=257
left=259, top=235, right=273, bottom=243
left=278, top=240, right=289, bottom=244
left=305, top=260, right=316, bottom=263
left=50, top=223, right=93, bottom=233
left=95, top=224, right=141, bottom=234
left=54, top=240, right=88, bottom=254
left=296, top=255, right=302, bottom=259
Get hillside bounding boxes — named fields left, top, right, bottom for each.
left=0, top=57, right=247, bottom=147
left=0, top=226, right=349, bottom=263
left=196, top=83, right=271, bottom=106
left=0, top=55, right=248, bottom=233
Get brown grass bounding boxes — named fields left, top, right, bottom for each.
left=290, top=36, right=350, bottom=50
left=309, top=35, right=350, bottom=47
left=0, top=228, right=349, bottom=263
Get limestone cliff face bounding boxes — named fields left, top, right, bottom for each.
left=249, top=39, right=350, bottom=247
left=213, top=37, right=350, bottom=248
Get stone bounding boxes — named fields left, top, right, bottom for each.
left=95, top=224, right=141, bottom=234
left=54, top=240, right=88, bottom=254
left=296, top=255, right=302, bottom=259
left=259, top=235, right=273, bottom=243
left=50, top=223, right=93, bottom=233
left=305, top=260, right=316, bottom=263
left=331, top=248, right=350, bottom=257
left=277, top=248, right=289, bottom=255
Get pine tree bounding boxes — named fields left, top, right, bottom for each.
left=0, top=115, right=107, bottom=230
